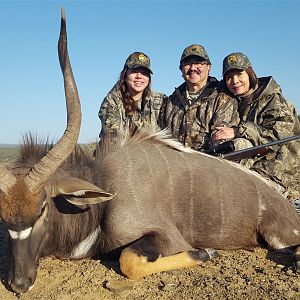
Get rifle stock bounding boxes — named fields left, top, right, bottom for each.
left=221, top=134, right=300, bottom=161
left=222, top=145, right=270, bottom=161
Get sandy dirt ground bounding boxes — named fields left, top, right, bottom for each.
left=0, top=149, right=299, bottom=300
left=1, top=224, right=300, bottom=300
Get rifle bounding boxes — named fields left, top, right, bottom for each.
left=220, top=134, right=300, bottom=161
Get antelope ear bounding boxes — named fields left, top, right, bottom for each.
left=53, top=177, right=116, bottom=205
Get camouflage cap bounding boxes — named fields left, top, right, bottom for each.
left=124, top=52, right=153, bottom=74
left=180, top=44, right=210, bottom=65
left=222, top=52, right=252, bottom=76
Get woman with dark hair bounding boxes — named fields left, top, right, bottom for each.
left=212, top=52, right=300, bottom=201
left=98, top=52, right=167, bottom=141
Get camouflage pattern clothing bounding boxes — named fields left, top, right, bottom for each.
left=99, top=83, right=167, bottom=141
left=222, top=52, right=252, bottom=76
left=232, top=76, right=300, bottom=198
left=124, top=52, right=152, bottom=73
left=180, top=44, right=211, bottom=65
left=158, top=77, right=240, bottom=151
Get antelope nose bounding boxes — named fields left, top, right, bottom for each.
left=10, top=278, right=33, bottom=294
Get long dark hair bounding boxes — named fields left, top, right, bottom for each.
left=118, top=66, right=152, bottom=116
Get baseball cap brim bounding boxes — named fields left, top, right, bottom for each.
left=129, top=65, right=153, bottom=74
left=223, top=66, right=247, bottom=76
left=180, top=54, right=210, bottom=63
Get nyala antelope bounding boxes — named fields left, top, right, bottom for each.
left=0, top=8, right=300, bottom=295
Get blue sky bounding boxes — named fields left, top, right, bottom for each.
left=1, top=0, right=299, bottom=144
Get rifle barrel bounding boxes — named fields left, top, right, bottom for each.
left=222, top=134, right=300, bottom=161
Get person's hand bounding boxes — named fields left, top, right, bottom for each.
left=212, top=126, right=237, bottom=141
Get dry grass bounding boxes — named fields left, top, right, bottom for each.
left=0, top=148, right=19, bottom=163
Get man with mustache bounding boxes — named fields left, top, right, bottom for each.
left=159, top=44, right=239, bottom=151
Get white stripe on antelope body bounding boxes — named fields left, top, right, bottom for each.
left=0, top=8, right=300, bottom=295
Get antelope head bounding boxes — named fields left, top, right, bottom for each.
left=0, top=8, right=81, bottom=294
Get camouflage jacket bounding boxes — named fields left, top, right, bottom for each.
left=99, top=83, right=167, bottom=140
left=158, top=77, right=240, bottom=151
left=232, top=76, right=300, bottom=198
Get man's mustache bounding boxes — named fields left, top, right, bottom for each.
left=187, top=69, right=200, bottom=75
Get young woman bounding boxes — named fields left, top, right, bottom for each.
left=98, top=52, right=167, bottom=141
left=212, top=52, right=300, bottom=200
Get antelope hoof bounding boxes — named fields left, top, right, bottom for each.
left=294, top=260, right=300, bottom=273
left=189, top=248, right=219, bottom=263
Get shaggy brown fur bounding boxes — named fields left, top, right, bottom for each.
left=0, top=180, right=42, bottom=227
left=0, top=135, right=95, bottom=228
left=16, top=133, right=53, bottom=167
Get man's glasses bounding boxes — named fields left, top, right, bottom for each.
left=182, top=61, right=208, bottom=68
